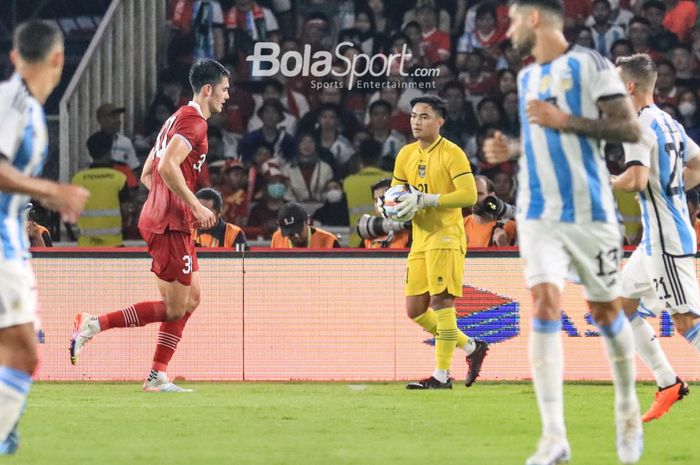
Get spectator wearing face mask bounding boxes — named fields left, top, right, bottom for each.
left=677, top=89, right=700, bottom=143
left=248, top=161, right=290, bottom=239
left=312, top=180, right=349, bottom=227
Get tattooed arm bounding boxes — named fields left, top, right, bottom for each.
left=526, top=95, right=641, bottom=143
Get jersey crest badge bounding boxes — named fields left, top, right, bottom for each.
left=557, top=66, right=573, bottom=91
left=418, top=164, right=426, bottom=178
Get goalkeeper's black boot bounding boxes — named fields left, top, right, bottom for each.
left=465, top=340, right=489, bottom=387
left=406, top=376, right=452, bottom=389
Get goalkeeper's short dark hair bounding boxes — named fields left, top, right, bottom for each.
left=409, top=95, right=447, bottom=119
left=189, top=59, right=230, bottom=93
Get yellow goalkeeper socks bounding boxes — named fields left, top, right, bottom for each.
left=435, top=307, right=458, bottom=371
left=413, top=308, right=475, bottom=354
left=413, top=308, right=438, bottom=335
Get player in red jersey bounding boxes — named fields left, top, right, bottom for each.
left=69, top=59, right=230, bottom=391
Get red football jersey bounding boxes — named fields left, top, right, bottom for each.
left=139, top=102, right=208, bottom=233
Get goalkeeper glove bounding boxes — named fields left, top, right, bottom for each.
left=396, top=185, right=440, bottom=219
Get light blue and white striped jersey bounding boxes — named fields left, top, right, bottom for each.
left=516, top=45, right=625, bottom=224
left=0, top=73, right=49, bottom=260
left=624, top=104, right=700, bottom=257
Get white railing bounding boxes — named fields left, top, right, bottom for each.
left=59, top=0, right=168, bottom=183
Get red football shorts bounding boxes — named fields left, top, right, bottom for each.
left=140, top=228, right=198, bottom=286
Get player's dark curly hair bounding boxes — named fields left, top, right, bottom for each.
left=189, top=59, right=230, bottom=93
left=196, top=187, right=224, bottom=213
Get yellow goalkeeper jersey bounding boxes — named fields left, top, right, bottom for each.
left=392, top=136, right=472, bottom=252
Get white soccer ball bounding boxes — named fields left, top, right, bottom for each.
left=379, top=184, right=414, bottom=221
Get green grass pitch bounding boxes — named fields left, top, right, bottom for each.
left=16, top=382, right=699, bottom=465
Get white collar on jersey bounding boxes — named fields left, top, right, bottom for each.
left=187, top=101, right=204, bottom=117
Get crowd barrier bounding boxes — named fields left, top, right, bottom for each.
left=31, top=249, right=700, bottom=382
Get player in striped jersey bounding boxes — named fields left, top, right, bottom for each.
left=0, top=21, right=89, bottom=454
left=613, top=53, right=700, bottom=422
left=484, top=1, right=643, bottom=464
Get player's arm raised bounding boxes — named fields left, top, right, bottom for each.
left=527, top=95, right=641, bottom=143
left=0, top=155, right=89, bottom=223
left=157, top=136, right=216, bottom=229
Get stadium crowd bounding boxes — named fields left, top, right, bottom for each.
left=60, top=0, right=700, bottom=248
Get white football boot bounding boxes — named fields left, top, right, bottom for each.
left=69, top=313, right=100, bottom=365
left=143, top=370, right=193, bottom=392
left=616, top=407, right=643, bottom=464
left=525, top=435, right=571, bottom=465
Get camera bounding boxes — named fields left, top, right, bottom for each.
left=357, top=214, right=411, bottom=240
left=482, top=195, right=515, bottom=220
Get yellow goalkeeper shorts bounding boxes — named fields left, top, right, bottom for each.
left=405, top=249, right=464, bottom=297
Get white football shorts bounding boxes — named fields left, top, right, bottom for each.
left=621, top=247, right=700, bottom=316
left=519, top=219, right=622, bottom=302
left=0, top=259, right=37, bottom=329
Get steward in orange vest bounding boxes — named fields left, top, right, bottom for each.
left=270, top=202, right=340, bottom=249
left=193, top=188, right=247, bottom=249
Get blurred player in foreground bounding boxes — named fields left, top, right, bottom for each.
left=614, top=53, right=700, bottom=422
left=70, top=59, right=229, bottom=392
left=381, top=95, right=488, bottom=390
left=0, top=20, right=89, bottom=454
left=485, top=1, right=643, bottom=463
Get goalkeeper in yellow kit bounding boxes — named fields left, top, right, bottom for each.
left=386, top=95, right=490, bottom=389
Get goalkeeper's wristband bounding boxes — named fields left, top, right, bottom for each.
left=421, top=193, right=440, bottom=208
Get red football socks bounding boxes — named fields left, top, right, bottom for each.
left=151, top=312, right=192, bottom=372
left=98, top=301, right=168, bottom=330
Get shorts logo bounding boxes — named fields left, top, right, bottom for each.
left=418, top=165, right=426, bottom=178
left=437, top=276, right=443, bottom=284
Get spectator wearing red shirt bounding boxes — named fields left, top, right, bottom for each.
left=654, top=60, right=682, bottom=107
left=563, top=0, right=592, bottom=27
left=456, top=3, right=506, bottom=63
left=627, top=16, right=663, bottom=62
left=218, top=160, right=250, bottom=226
left=224, top=0, right=280, bottom=76
left=219, top=60, right=254, bottom=137
left=248, top=161, right=290, bottom=239
left=416, top=4, right=450, bottom=65
left=458, top=50, right=496, bottom=106
left=663, top=0, right=698, bottom=43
